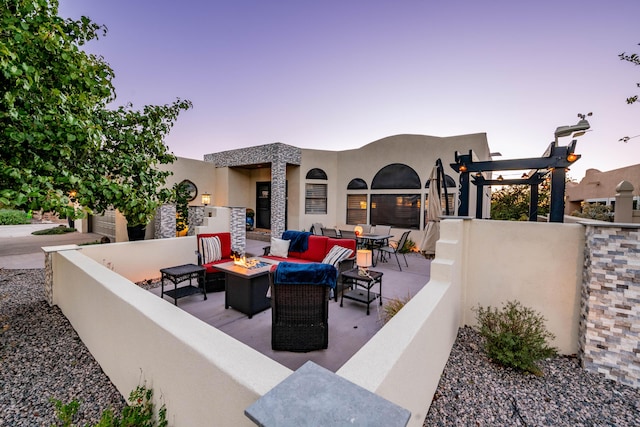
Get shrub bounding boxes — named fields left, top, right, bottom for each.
left=32, top=226, right=76, bottom=235
left=52, top=384, right=167, bottom=427
left=0, top=209, right=29, bottom=225
left=474, top=300, right=557, bottom=376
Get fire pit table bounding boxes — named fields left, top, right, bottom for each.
left=214, top=258, right=275, bottom=319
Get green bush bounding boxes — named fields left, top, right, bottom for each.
left=32, top=226, right=76, bottom=235
left=51, top=384, right=167, bottom=427
left=474, top=300, right=557, bottom=376
left=0, top=209, right=30, bottom=225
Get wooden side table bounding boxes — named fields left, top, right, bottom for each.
left=160, top=263, right=207, bottom=306
left=340, top=268, right=383, bottom=315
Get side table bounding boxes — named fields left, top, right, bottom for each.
left=340, top=268, right=383, bottom=315
left=160, top=263, right=207, bottom=306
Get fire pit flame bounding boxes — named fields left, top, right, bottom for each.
left=231, top=252, right=259, bottom=268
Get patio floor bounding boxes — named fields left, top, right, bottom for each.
left=148, top=239, right=432, bottom=373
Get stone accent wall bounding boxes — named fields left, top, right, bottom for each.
left=204, top=143, right=302, bottom=238
left=154, top=204, right=177, bottom=239
left=229, top=207, right=247, bottom=254
left=44, top=251, right=53, bottom=306
left=188, top=206, right=205, bottom=236
left=580, top=224, right=640, bottom=388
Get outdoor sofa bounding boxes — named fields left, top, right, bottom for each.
left=262, top=232, right=356, bottom=300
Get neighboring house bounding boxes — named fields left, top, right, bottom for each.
left=566, top=164, right=640, bottom=214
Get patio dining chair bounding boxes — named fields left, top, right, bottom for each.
left=311, top=223, right=324, bottom=235
left=269, top=263, right=337, bottom=352
left=377, top=230, right=411, bottom=271
left=321, top=227, right=338, bottom=237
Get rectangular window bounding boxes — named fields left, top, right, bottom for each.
left=305, top=184, right=327, bottom=214
left=346, top=195, right=367, bottom=225
left=370, top=194, right=420, bottom=229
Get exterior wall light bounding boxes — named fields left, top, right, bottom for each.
left=202, top=193, right=211, bottom=206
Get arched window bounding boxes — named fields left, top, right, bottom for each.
left=305, top=168, right=328, bottom=214
left=347, top=178, right=368, bottom=190
left=425, top=174, right=456, bottom=188
left=371, top=163, right=421, bottom=189
left=346, top=178, right=368, bottom=224
left=306, top=168, right=327, bottom=180
left=370, top=164, right=421, bottom=228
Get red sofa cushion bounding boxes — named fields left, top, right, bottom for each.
left=297, top=235, right=328, bottom=262
left=197, top=232, right=232, bottom=259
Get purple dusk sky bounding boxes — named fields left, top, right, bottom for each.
left=58, top=0, right=640, bottom=180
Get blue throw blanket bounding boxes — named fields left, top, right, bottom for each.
left=282, top=230, right=312, bottom=253
left=274, top=262, right=337, bottom=289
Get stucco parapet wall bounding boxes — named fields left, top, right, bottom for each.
left=204, top=142, right=302, bottom=167
left=577, top=220, right=640, bottom=229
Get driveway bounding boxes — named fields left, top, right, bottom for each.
left=0, top=224, right=102, bottom=269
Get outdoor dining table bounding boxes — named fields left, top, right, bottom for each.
left=357, top=233, right=393, bottom=266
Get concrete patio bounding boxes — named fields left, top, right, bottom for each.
left=148, top=238, right=432, bottom=372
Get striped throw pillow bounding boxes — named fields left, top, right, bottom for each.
left=322, top=245, right=352, bottom=268
left=201, top=236, right=222, bottom=264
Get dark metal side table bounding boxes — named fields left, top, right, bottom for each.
left=340, top=268, right=383, bottom=315
left=160, top=263, right=207, bottom=305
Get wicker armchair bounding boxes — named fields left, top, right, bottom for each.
left=269, top=263, right=337, bottom=352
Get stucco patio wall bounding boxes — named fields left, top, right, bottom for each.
left=78, top=236, right=198, bottom=284
left=50, top=249, right=291, bottom=426
left=459, top=219, right=584, bottom=355
left=47, top=218, right=587, bottom=425
left=47, top=233, right=463, bottom=426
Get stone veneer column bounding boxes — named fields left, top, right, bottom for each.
left=580, top=224, right=640, bottom=388
left=229, top=207, right=246, bottom=254
left=188, top=206, right=205, bottom=236
left=154, top=204, right=177, bottom=239
left=271, top=159, right=286, bottom=238
left=44, top=251, right=54, bottom=306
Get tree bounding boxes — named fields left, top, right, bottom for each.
left=619, top=43, right=640, bottom=104
left=0, top=0, right=191, bottom=227
left=490, top=184, right=550, bottom=221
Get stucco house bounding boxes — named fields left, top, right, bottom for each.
left=565, top=163, right=640, bottom=215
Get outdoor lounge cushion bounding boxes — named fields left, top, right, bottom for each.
left=292, top=235, right=328, bottom=262
left=269, top=237, right=290, bottom=258
left=322, top=245, right=352, bottom=268
left=201, top=236, right=222, bottom=263
left=197, top=232, right=233, bottom=274
left=274, top=262, right=337, bottom=289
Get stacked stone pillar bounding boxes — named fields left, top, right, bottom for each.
left=580, top=224, right=640, bottom=388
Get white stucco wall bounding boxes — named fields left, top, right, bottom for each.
left=459, top=219, right=584, bottom=354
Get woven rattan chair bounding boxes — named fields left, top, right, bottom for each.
left=269, top=263, right=337, bottom=352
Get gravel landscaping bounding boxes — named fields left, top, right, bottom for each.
left=1, top=268, right=639, bottom=426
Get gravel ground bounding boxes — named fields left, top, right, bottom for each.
left=2, top=268, right=639, bottom=426
left=0, top=269, right=126, bottom=426
left=424, top=326, right=640, bottom=426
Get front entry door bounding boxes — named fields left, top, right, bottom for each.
left=256, top=182, right=271, bottom=229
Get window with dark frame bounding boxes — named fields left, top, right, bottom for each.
left=305, top=183, right=327, bottom=214
left=370, top=194, right=420, bottom=229
left=346, top=194, right=367, bottom=225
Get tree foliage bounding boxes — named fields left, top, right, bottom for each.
left=1, top=0, right=191, bottom=226
left=619, top=43, right=640, bottom=104
left=490, top=184, right=550, bottom=221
